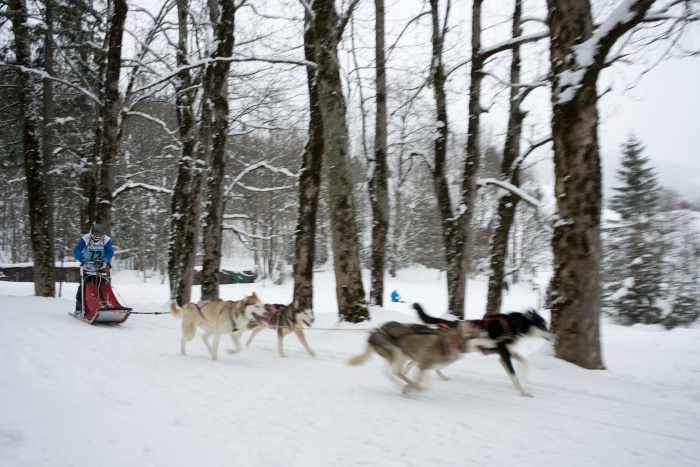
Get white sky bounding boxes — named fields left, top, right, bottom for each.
left=599, top=56, right=700, bottom=169
left=598, top=55, right=700, bottom=196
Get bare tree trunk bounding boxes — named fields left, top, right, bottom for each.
left=292, top=10, right=324, bottom=309
left=10, top=0, right=54, bottom=297
left=546, top=0, right=655, bottom=369
left=389, top=115, right=413, bottom=277
left=178, top=167, right=204, bottom=303
left=486, top=0, right=524, bottom=315
left=81, top=33, right=109, bottom=231
left=200, top=0, right=235, bottom=301
left=312, top=0, right=369, bottom=322
left=455, top=0, right=487, bottom=317
left=42, top=0, right=56, bottom=267
left=169, top=0, right=201, bottom=305
left=428, top=0, right=466, bottom=317
left=96, top=0, right=127, bottom=233
left=368, top=0, right=389, bottom=306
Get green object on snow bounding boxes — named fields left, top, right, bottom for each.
left=221, top=269, right=255, bottom=283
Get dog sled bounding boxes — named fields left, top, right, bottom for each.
left=69, top=260, right=131, bottom=325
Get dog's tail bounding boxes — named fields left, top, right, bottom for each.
left=170, top=300, right=182, bottom=319
left=413, top=303, right=457, bottom=328
left=347, top=345, right=374, bottom=366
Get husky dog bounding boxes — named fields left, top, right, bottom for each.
left=245, top=301, right=316, bottom=358
left=413, top=303, right=555, bottom=397
left=170, top=293, right=267, bottom=361
left=347, top=318, right=483, bottom=395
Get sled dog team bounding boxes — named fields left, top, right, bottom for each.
left=170, top=294, right=555, bottom=397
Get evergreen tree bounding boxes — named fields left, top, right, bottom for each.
left=608, top=135, right=660, bottom=221
left=662, top=217, right=700, bottom=328
left=666, top=274, right=699, bottom=328
left=604, top=134, right=664, bottom=324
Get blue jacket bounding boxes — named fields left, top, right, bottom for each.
left=391, top=290, right=401, bottom=302
left=74, top=233, right=114, bottom=264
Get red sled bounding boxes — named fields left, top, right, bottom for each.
left=70, top=267, right=131, bottom=324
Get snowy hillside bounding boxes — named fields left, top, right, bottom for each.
left=1, top=268, right=699, bottom=467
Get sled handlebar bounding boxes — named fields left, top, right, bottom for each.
left=82, top=259, right=112, bottom=268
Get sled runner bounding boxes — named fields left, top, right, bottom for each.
left=70, top=261, right=131, bottom=325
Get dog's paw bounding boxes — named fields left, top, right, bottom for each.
left=520, top=391, right=534, bottom=398
left=436, top=370, right=450, bottom=381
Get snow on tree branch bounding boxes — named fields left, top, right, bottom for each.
left=554, top=0, right=657, bottom=104
left=0, top=63, right=102, bottom=106
left=224, top=161, right=299, bottom=198
left=131, top=55, right=317, bottom=95
left=479, top=178, right=555, bottom=232
left=479, top=30, right=550, bottom=60
left=124, top=111, right=181, bottom=143
left=510, top=135, right=552, bottom=175
left=337, top=0, right=362, bottom=39
left=237, top=182, right=296, bottom=192
left=223, top=224, right=291, bottom=241
left=299, top=0, right=315, bottom=20
left=113, top=182, right=173, bottom=200
left=408, top=149, right=434, bottom=173
left=478, top=178, right=541, bottom=208
left=240, top=2, right=302, bottom=21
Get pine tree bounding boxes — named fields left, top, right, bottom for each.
left=608, top=135, right=660, bottom=221
left=604, top=134, right=664, bottom=324
left=662, top=219, right=700, bottom=328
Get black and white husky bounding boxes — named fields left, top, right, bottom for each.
left=413, top=303, right=555, bottom=397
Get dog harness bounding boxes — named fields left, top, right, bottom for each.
left=255, top=304, right=296, bottom=328
left=467, top=316, right=514, bottom=343
left=193, top=302, right=239, bottom=332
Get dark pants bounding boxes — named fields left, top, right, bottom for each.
left=75, top=273, right=110, bottom=312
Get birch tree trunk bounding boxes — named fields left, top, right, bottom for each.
left=292, top=10, right=324, bottom=309
left=546, top=0, right=655, bottom=368
left=368, top=0, right=389, bottom=306
left=312, top=0, right=369, bottom=322
left=200, top=0, right=235, bottom=301
left=96, top=0, right=127, bottom=233
left=10, top=0, right=55, bottom=296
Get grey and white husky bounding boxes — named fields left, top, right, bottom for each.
left=347, top=318, right=483, bottom=395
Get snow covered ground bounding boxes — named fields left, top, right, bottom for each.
left=1, top=267, right=699, bottom=467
